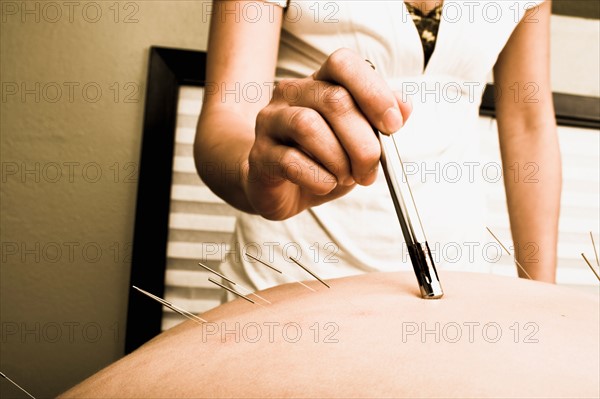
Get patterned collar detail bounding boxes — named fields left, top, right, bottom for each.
left=404, top=2, right=443, bottom=69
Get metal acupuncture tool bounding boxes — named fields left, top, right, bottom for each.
left=289, top=257, right=330, bottom=288
left=485, top=227, right=532, bottom=280
left=367, top=59, right=442, bottom=298
left=0, top=371, right=36, bottom=399
left=132, top=286, right=207, bottom=324
left=581, top=231, right=600, bottom=281
left=244, top=252, right=331, bottom=292
left=207, top=277, right=256, bottom=304
left=245, top=252, right=316, bottom=292
left=590, top=231, right=600, bottom=267
left=198, top=261, right=272, bottom=304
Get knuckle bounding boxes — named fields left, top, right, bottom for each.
left=272, top=79, right=291, bottom=97
left=327, top=156, right=351, bottom=177
left=248, top=139, right=267, bottom=166
left=274, top=79, right=302, bottom=104
left=352, top=139, right=381, bottom=170
left=255, top=107, right=273, bottom=136
left=277, top=148, right=301, bottom=175
left=287, top=108, right=321, bottom=138
left=326, top=48, right=357, bottom=74
left=248, top=145, right=259, bottom=165
left=277, top=148, right=294, bottom=166
left=322, top=85, right=354, bottom=116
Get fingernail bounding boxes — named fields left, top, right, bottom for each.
left=381, top=107, right=403, bottom=133
left=343, top=176, right=356, bottom=186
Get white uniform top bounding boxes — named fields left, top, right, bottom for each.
left=221, top=0, right=545, bottom=291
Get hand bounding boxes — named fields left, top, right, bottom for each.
left=245, top=48, right=412, bottom=220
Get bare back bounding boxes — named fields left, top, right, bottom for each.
left=60, top=271, right=599, bottom=398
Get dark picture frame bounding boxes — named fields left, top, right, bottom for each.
left=125, top=45, right=599, bottom=354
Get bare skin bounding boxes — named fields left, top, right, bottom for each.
left=494, top=1, right=561, bottom=283
left=59, top=271, right=599, bottom=398
left=194, top=0, right=560, bottom=281
left=405, top=1, right=444, bottom=14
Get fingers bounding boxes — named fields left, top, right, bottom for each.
left=275, top=80, right=382, bottom=185
left=253, top=143, right=338, bottom=195
left=253, top=107, right=345, bottom=196
left=312, top=48, right=405, bottom=135
left=269, top=106, right=356, bottom=186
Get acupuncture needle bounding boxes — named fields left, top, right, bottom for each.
left=244, top=252, right=316, bottom=292
left=486, top=227, right=532, bottom=280
left=581, top=253, right=600, bottom=281
left=132, top=286, right=207, bottom=324
left=244, top=252, right=282, bottom=273
left=198, top=262, right=272, bottom=304
left=207, top=277, right=256, bottom=304
left=245, top=252, right=369, bottom=315
left=590, top=231, right=599, bottom=267
left=289, top=257, right=330, bottom=288
left=0, top=372, right=36, bottom=399
left=286, top=256, right=371, bottom=313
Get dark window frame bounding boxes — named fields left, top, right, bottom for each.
left=125, top=47, right=206, bottom=353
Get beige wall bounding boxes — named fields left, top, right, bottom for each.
left=1, top=1, right=210, bottom=396
left=0, top=1, right=598, bottom=397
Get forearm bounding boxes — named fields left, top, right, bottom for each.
left=499, top=122, right=561, bottom=282
left=492, top=0, right=556, bottom=282
left=195, top=0, right=284, bottom=214
left=194, top=107, right=255, bottom=213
